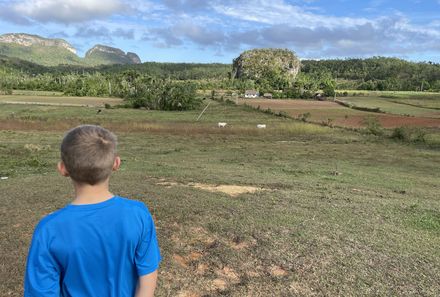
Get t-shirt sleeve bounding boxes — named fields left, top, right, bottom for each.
left=24, top=227, right=60, bottom=297
left=135, top=205, right=161, bottom=276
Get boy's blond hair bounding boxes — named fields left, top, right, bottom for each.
left=61, top=125, right=117, bottom=185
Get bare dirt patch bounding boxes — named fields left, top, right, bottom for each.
left=188, top=251, right=203, bottom=261
left=173, top=254, right=189, bottom=268
left=191, top=183, right=262, bottom=197
left=241, top=98, right=341, bottom=110
left=196, top=263, right=209, bottom=275
left=155, top=179, right=265, bottom=197
left=270, top=266, right=288, bottom=277
left=212, top=278, right=228, bottom=290
left=216, top=266, right=240, bottom=283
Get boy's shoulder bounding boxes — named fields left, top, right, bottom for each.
left=32, top=206, right=69, bottom=238
left=116, top=197, right=153, bottom=220
left=34, top=197, right=151, bottom=236
left=117, top=196, right=149, bottom=210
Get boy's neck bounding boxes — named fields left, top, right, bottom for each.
left=71, top=179, right=115, bottom=205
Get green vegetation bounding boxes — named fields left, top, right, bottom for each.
left=125, top=78, right=201, bottom=110
left=0, top=40, right=439, bottom=295
left=303, top=57, right=440, bottom=92
left=0, top=33, right=141, bottom=67
left=0, top=43, right=83, bottom=66
left=1, top=100, right=439, bottom=296
left=2, top=51, right=440, bottom=104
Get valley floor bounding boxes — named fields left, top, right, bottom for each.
left=0, top=100, right=439, bottom=296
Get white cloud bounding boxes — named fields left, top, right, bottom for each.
left=212, top=0, right=370, bottom=29
left=1, top=0, right=440, bottom=61
left=12, top=0, right=126, bottom=23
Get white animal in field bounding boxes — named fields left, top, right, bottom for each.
left=257, top=124, right=266, bottom=129
left=218, top=122, right=227, bottom=128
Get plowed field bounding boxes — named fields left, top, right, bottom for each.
left=241, top=99, right=440, bottom=128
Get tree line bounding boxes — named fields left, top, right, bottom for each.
left=1, top=55, right=439, bottom=109
left=302, top=57, right=440, bottom=91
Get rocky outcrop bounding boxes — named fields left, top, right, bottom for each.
left=127, top=52, right=141, bottom=64
left=232, top=48, right=301, bottom=82
left=0, top=33, right=76, bottom=54
left=85, top=45, right=141, bottom=64
left=0, top=33, right=141, bottom=66
left=85, top=44, right=125, bottom=57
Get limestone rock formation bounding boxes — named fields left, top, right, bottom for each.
left=0, top=33, right=76, bottom=54
left=85, top=45, right=141, bottom=65
left=232, top=48, right=301, bottom=83
left=127, top=52, right=141, bottom=64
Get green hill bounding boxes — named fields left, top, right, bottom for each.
left=84, top=45, right=141, bottom=66
left=0, top=33, right=141, bottom=67
left=0, top=42, right=83, bottom=67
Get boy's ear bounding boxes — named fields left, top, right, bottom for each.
left=57, top=161, right=70, bottom=177
left=113, top=156, right=121, bottom=171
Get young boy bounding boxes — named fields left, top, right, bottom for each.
left=24, top=125, right=161, bottom=297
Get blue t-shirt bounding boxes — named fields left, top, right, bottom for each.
left=24, top=196, right=161, bottom=297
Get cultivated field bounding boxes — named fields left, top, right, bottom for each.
left=341, top=91, right=440, bottom=109
left=342, top=97, right=440, bottom=118
left=0, top=93, right=122, bottom=107
left=240, top=93, right=440, bottom=129
left=1, top=98, right=439, bottom=296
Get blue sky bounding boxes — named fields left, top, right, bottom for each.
left=0, top=0, right=439, bottom=63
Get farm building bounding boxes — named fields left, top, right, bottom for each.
left=244, top=90, right=259, bottom=98
left=314, top=93, right=327, bottom=101
left=263, top=93, right=273, bottom=99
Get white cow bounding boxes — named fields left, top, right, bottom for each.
left=218, top=122, right=227, bottom=128
left=257, top=124, right=266, bottom=129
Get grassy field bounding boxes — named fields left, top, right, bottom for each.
left=338, top=90, right=440, bottom=110
left=0, top=93, right=122, bottom=107
left=11, top=90, right=65, bottom=96
left=1, top=99, right=439, bottom=296
left=342, top=97, right=440, bottom=118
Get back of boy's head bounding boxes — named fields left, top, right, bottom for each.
left=61, top=125, right=117, bottom=185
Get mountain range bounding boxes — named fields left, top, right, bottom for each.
left=0, top=33, right=141, bottom=67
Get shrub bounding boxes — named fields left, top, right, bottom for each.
left=391, top=127, right=409, bottom=141
left=363, top=116, right=384, bottom=136
left=277, top=111, right=289, bottom=118
left=127, top=80, right=200, bottom=111
left=225, top=99, right=235, bottom=105
left=391, top=127, right=426, bottom=143
left=0, top=88, right=13, bottom=95
left=298, top=112, right=311, bottom=122
left=413, top=128, right=427, bottom=143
